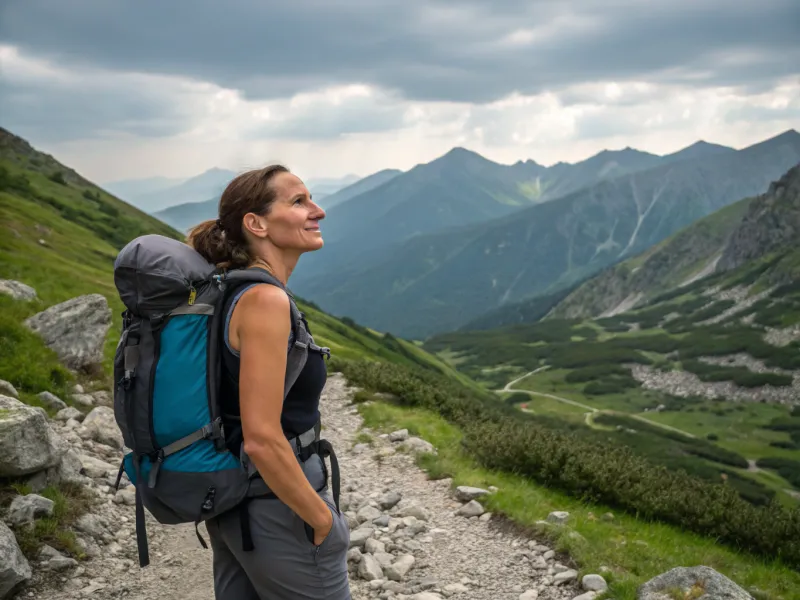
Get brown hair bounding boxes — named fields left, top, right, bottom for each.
left=187, top=164, right=289, bottom=270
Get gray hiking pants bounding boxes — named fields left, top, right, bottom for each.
left=205, top=454, right=352, bottom=599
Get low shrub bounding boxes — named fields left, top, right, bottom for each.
left=331, top=356, right=800, bottom=569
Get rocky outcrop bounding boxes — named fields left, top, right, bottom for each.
left=718, top=163, right=800, bottom=272
left=0, top=395, right=65, bottom=477
left=23, top=294, right=112, bottom=372
left=637, top=565, right=754, bottom=600
left=0, top=279, right=37, bottom=302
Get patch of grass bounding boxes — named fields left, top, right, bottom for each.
left=0, top=481, right=91, bottom=560
left=354, top=397, right=800, bottom=600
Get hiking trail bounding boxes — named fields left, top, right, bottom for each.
left=30, top=373, right=591, bottom=600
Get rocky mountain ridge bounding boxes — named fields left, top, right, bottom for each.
left=294, top=130, right=800, bottom=338
left=546, top=162, right=800, bottom=321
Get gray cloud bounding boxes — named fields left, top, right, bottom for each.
left=1, top=0, right=798, bottom=104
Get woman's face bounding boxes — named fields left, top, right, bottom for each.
left=263, top=172, right=326, bottom=252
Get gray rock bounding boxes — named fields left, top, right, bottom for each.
left=554, top=569, right=579, bottom=585
left=547, top=511, right=570, bottom=524
left=55, top=406, right=83, bottom=422
left=373, top=552, right=395, bottom=568
left=373, top=514, right=390, bottom=527
left=23, top=293, right=112, bottom=372
left=346, top=548, right=362, bottom=563
left=113, top=486, right=136, bottom=506
left=71, top=394, right=94, bottom=408
left=47, top=556, right=79, bottom=571
left=385, top=554, right=415, bottom=581
left=389, top=429, right=409, bottom=442
left=78, top=454, right=116, bottom=479
left=357, top=504, right=383, bottom=523
left=358, top=554, right=384, bottom=581
left=519, top=591, right=538, bottom=600
left=349, top=528, right=375, bottom=548
left=38, top=545, right=62, bottom=560
left=56, top=449, right=86, bottom=486
left=0, top=521, right=32, bottom=598
left=79, top=406, right=123, bottom=449
left=400, top=437, right=436, bottom=454
left=637, top=566, right=754, bottom=600
left=37, top=391, right=67, bottom=411
left=379, top=490, right=402, bottom=510
left=8, top=493, right=55, bottom=526
left=454, top=486, right=490, bottom=502
left=411, top=593, right=443, bottom=600
left=0, top=280, right=37, bottom=301
left=456, top=500, right=484, bottom=517
left=75, top=514, right=106, bottom=539
left=365, top=538, right=386, bottom=555
left=572, top=594, right=597, bottom=600
left=91, top=390, right=112, bottom=407
left=543, top=550, right=555, bottom=560
left=397, top=503, right=430, bottom=521
left=0, top=380, right=18, bottom=399
left=0, top=395, right=65, bottom=476
left=72, top=384, right=85, bottom=394
left=582, top=574, right=608, bottom=592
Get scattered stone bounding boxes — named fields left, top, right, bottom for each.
left=456, top=500, right=485, bottom=517
left=582, top=574, right=608, bottom=592
left=385, top=554, right=415, bottom=581
left=358, top=554, right=384, bottom=581
left=554, top=570, right=578, bottom=585
left=55, top=406, right=83, bottom=422
left=0, top=395, right=64, bottom=477
left=412, top=593, right=444, bottom=600
left=0, top=521, right=32, bottom=598
left=637, top=566, right=753, bottom=600
left=0, top=280, right=37, bottom=301
left=572, top=593, right=597, bottom=600
left=519, top=590, right=539, bottom=600
left=454, top=486, right=490, bottom=502
left=78, top=454, right=116, bottom=478
left=379, top=490, right=402, bottom=510
left=349, top=528, right=375, bottom=548
left=8, top=493, right=55, bottom=526
left=400, top=437, right=436, bottom=455
left=364, top=538, right=386, bottom=555
left=357, top=504, right=383, bottom=523
left=78, top=406, right=123, bottom=449
left=398, top=503, right=430, bottom=521
left=444, top=583, right=469, bottom=595
left=389, top=429, right=409, bottom=442
left=0, top=380, right=18, bottom=399
left=547, top=511, right=570, bottom=524
left=71, top=394, right=94, bottom=408
left=47, top=556, right=79, bottom=571
left=479, top=512, right=492, bottom=522
left=37, top=391, right=67, bottom=411
left=113, top=486, right=136, bottom=506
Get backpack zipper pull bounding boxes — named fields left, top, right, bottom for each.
left=188, top=285, right=197, bottom=306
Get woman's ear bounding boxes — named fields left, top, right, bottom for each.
left=242, top=212, right=269, bottom=239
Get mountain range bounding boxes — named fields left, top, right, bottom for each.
left=290, top=130, right=800, bottom=339
left=103, top=169, right=363, bottom=218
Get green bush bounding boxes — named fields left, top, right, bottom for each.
left=331, top=356, right=800, bottom=568
left=564, top=364, right=629, bottom=383
left=756, top=457, right=800, bottom=489
left=707, top=433, right=719, bottom=441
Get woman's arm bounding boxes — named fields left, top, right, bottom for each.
left=234, top=283, right=333, bottom=544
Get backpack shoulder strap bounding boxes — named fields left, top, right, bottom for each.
left=216, top=267, right=308, bottom=399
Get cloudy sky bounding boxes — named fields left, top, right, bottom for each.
left=1, top=0, right=799, bottom=184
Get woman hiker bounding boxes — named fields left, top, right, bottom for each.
left=187, top=165, right=352, bottom=599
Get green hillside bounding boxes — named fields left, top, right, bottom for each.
left=0, top=127, right=465, bottom=406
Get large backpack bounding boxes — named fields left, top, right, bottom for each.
left=110, top=234, right=332, bottom=567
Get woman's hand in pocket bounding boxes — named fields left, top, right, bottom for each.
left=313, top=506, right=334, bottom=546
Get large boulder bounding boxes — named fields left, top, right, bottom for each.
left=23, top=294, right=111, bottom=372
left=0, top=395, right=64, bottom=477
left=0, top=279, right=37, bottom=301
left=0, top=521, right=32, bottom=599
left=638, top=566, right=754, bottom=600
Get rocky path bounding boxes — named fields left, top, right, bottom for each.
left=25, top=372, right=596, bottom=600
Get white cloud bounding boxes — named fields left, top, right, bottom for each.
left=1, top=44, right=797, bottom=185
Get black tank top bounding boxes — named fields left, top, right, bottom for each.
left=219, top=281, right=326, bottom=453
